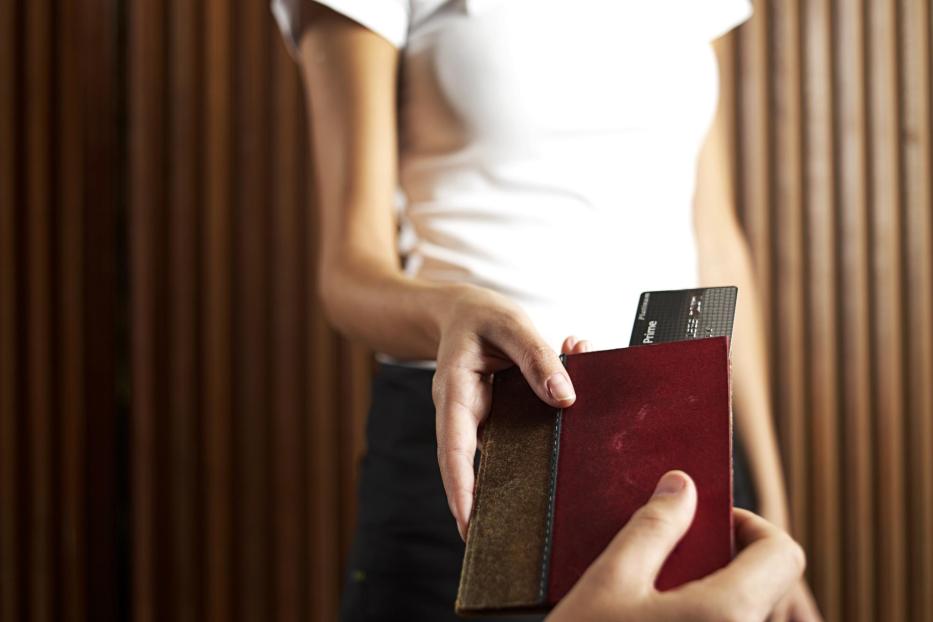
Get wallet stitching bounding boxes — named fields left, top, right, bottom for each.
left=537, top=407, right=561, bottom=602
left=537, top=354, right=567, bottom=603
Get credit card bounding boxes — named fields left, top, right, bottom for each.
left=629, top=286, right=738, bottom=347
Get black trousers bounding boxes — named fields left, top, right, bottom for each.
left=339, top=363, right=757, bottom=621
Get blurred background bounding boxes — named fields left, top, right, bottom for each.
left=1, top=0, right=931, bottom=621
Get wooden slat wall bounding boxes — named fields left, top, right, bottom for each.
left=900, top=2, right=933, bottom=620
left=731, top=2, right=933, bottom=622
left=0, top=0, right=17, bottom=616
left=0, top=0, right=120, bottom=620
left=801, top=0, right=843, bottom=614
left=0, top=3, right=20, bottom=620
left=126, top=1, right=371, bottom=621
left=2, top=2, right=933, bottom=622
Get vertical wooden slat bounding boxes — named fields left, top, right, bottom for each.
left=899, top=0, right=933, bottom=619
left=770, top=0, right=809, bottom=549
left=129, top=0, right=166, bottom=618
left=233, top=1, right=272, bottom=618
left=77, top=0, right=119, bottom=617
left=272, top=39, right=306, bottom=622
left=203, top=0, right=234, bottom=617
left=736, top=0, right=773, bottom=349
left=309, top=327, right=341, bottom=621
left=867, top=2, right=907, bottom=620
left=26, top=0, right=55, bottom=617
left=801, top=0, right=842, bottom=618
left=57, top=0, right=84, bottom=616
left=835, top=1, right=876, bottom=620
left=308, top=111, right=342, bottom=618
left=337, top=344, right=372, bottom=559
left=0, top=1, right=19, bottom=619
left=168, top=0, right=202, bottom=618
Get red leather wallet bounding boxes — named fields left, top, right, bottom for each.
left=455, top=337, right=734, bottom=615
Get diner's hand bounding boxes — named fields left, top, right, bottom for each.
left=433, top=284, right=590, bottom=539
left=770, top=578, right=823, bottom=622
left=548, top=471, right=806, bottom=622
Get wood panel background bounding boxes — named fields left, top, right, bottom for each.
left=1, top=1, right=931, bottom=621
left=0, top=0, right=122, bottom=620
left=726, top=2, right=933, bottom=621
left=126, top=1, right=371, bottom=620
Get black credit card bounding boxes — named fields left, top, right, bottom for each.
left=629, top=286, right=738, bottom=347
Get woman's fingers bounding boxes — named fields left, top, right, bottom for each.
left=432, top=362, right=490, bottom=540
left=561, top=336, right=592, bottom=355
left=435, top=312, right=585, bottom=537
left=490, top=320, right=575, bottom=408
left=561, top=336, right=579, bottom=354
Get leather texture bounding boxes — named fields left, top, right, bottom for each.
left=456, top=338, right=733, bottom=613
left=455, top=365, right=560, bottom=614
left=547, top=338, right=734, bottom=602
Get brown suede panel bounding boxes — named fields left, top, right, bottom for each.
left=455, top=366, right=558, bottom=614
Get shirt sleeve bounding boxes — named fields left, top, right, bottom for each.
left=271, top=0, right=411, bottom=59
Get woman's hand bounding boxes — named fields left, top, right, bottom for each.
left=548, top=471, right=806, bottom=622
left=432, top=284, right=589, bottom=538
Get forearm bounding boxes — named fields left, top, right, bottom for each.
left=697, top=227, right=790, bottom=529
left=319, top=257, right=471, bottom=361
left=693, top=36, right=791, bottom=528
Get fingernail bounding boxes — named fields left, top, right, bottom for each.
left=653, top=472, right=687, bottom=497
left=546, top=373, right=575, bottom=402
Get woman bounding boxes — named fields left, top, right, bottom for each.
left=273, top=1, right=821, bottom=620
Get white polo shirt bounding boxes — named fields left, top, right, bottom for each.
left=273, top=0, right=751, bottom=357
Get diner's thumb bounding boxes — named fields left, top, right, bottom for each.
left=598, top=471, right=697, bottom=590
